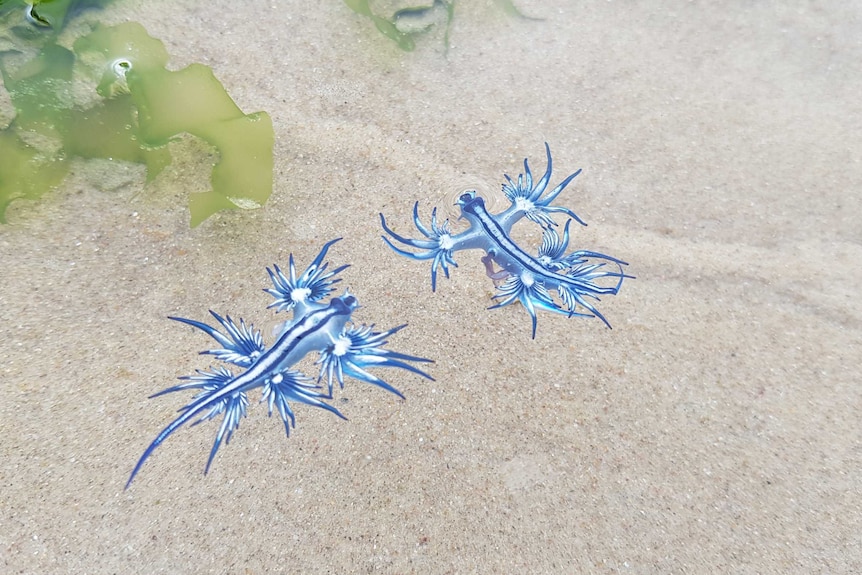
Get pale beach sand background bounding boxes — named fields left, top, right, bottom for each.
left=1, top=1, right=860, bottom=573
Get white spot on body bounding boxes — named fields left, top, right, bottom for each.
left=291, top=287, right=311, bottom=303
left=332, top=336, right=351, bottom=357
left=514, top=197, right=534, bottom=212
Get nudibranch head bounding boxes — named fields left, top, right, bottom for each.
left=456, top=190, right=487, bottom=218
left=456, top=190, right=476, bottom=207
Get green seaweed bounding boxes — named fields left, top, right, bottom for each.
left=0, top=10, right=274, bottom=226
left=1, top=41, right=74, bottom=135
left=62, top=94, right=171, bottom=182
left=131, top=66, right=273, bottom=225
left=344, top=0, right=452, bottom=51
left=21, top=0, right=82, bottom=28
left=344, top=0, right=417, bottom=51
left=74, top=22, right=274, bottom=226
left=0, top=128, right=66, bottom=221
left=0, top=2, right=78, bottom=222
left=491, top=0, right=538, bottom=20
left=1, top=0, right=71, bottom=32
left=343, top=0, right=536, bottom=52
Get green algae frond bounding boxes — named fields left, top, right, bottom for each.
left=62, top=94, right=171, bottom=183
left=133, top=65, right=274, bottom=225
left=1, top=0, right=102, bottom=34
left=343, top=0, right=452, bottom=52
left=0, top=12, right=274, bottom=226
left=0, top=128, right=66, bottom=220
left=343, top=0, right=536, bottom=52
left=74, top=22, right=274, bottom=226
left=0, top=1, right=92, bottom=222
left=343, top=0, right=424, bottom=51
left=490, top=0, right=538, bottom=20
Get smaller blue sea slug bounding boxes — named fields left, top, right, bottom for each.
left=380, top=143, right=632, bottom=338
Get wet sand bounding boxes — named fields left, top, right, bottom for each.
left=1, top=1, right=860, bottom=573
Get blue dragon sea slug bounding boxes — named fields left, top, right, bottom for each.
left=380, top=143, right=633, bottom=338
left=127, top=239, right=433, bottom=487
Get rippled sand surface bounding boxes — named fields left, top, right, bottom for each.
left=2, top=1, right=860, bottom=573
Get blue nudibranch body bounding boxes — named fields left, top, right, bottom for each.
left=380, top=143, right=632, bottom=338
left=127, top=239, right=433, bottom=488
